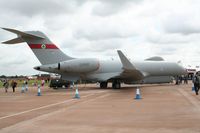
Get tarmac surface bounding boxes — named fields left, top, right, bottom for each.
left=0, top=82, right=200, bottom=133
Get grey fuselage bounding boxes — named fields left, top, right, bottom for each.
left=36, top=58, right=186, bottom=82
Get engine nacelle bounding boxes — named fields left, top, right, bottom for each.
left=59, top=58, right=100, bottom=73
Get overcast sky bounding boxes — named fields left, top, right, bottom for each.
left=0, top=0, right=200, bottom=76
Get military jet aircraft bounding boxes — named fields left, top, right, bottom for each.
left=1, top=28, right=186, bottom=89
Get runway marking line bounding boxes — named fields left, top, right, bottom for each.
left=0, top=93, right=95, bottom=120
left=0, top=93, right=111, bottom=132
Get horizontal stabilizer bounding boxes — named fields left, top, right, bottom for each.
left=1, top=27, right=44, bottom=44
left=2, top=37, right=24, bottom=44
left=2, top=28, right=44, bottom=39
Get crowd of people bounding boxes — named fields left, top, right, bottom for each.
left=175, top=73, right=200, bottom=95
left=2, top=79, right=46, bottom=93
left=175, top=75, right=188, bottom=85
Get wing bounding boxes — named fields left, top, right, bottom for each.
left=85, top=50, right=147, bottom=82
left=117, top=50, right=145, bottom=81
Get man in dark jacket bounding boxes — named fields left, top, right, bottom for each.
left=194, top=73, right=200, bottom=95
left=11, top=80, right=17, bottom=92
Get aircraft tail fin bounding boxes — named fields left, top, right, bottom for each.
left=1, top=28, right=73, bottom=65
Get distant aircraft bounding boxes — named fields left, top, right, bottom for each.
left=1, top=28, right=186, bottom=89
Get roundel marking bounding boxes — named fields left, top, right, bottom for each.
left=41, top=44, right=46, bottom=49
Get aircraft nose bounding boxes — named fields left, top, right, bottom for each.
left=179, top=65, right=187, bottom=75
left=34, top=66, right=40, bottom=70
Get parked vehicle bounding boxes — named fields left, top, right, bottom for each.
left=49, top=79, right=70, bottom=89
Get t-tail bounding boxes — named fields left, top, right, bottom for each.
left=1, top=28, right=73, bottom=65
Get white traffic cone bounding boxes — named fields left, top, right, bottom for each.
left=37, top=85, right=41, bottom=96
left=74, top=84, right=80, bottom=99
left=74, top=88, right=80, bottom=99
left=135, top=87, right=141, bottom=100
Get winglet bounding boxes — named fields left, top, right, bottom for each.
left=117, top=50, right=136, bottom=70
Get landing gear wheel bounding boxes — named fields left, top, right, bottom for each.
left=112, top=81, right=121, bottom=89
left=100, top=82, right=108, bottom=88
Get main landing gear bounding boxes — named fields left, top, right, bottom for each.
left=100, top=80, right=121, bottom=89
left=112, top=80, right=121, bottom=89
left=100, top=82, right=108, bottom=88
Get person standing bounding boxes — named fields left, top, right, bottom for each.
left=25, top=80, right=28, bottom=91
left=11, top=80, right=17, bottom=92
left=184, top=75, right=188, bottom=84
left=175, top=76, right=179, bottom=85
left=194, top=73, right=200, bottom=95
left=11, top=80, right=14, bottom=92
left=41, top=79, right=45, bottom=87
left=4, top=80, right=9, bottom=93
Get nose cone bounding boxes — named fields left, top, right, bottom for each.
left=34, top=66, right=40, bottom=70
left=178, top=64, right=187, bottom=75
